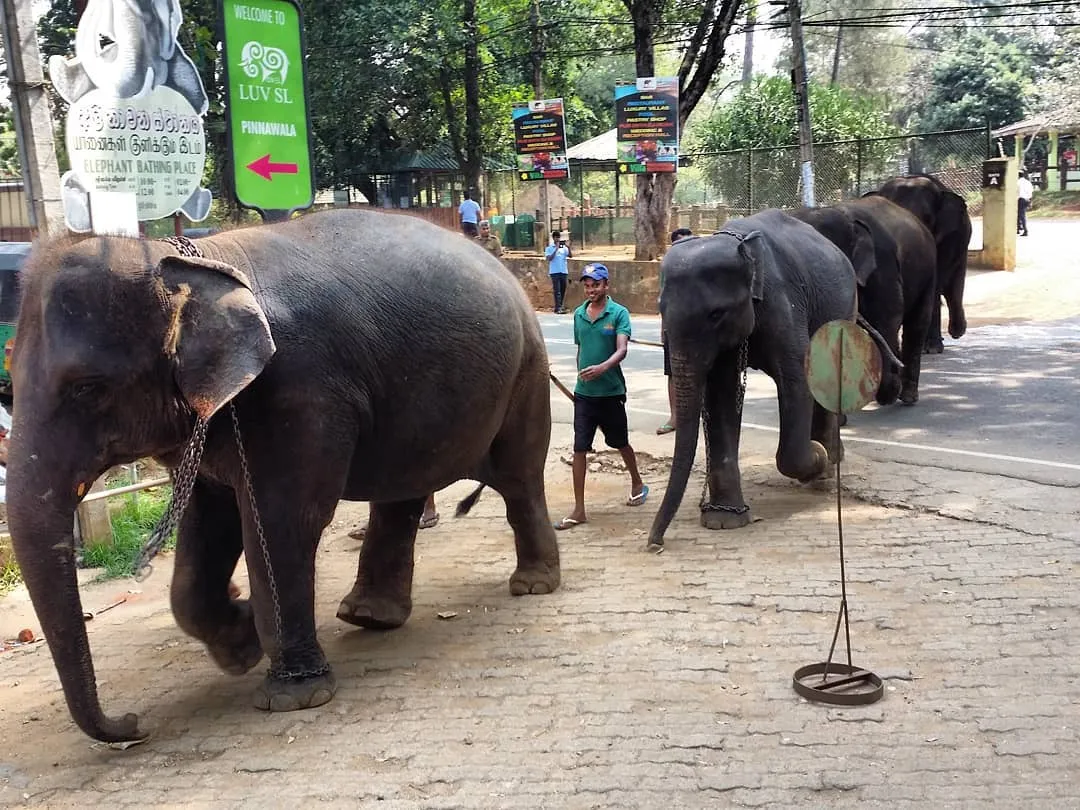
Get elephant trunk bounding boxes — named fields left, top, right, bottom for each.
left=5, top=426, right=144, bottom=743
left=647, top=354, right=705, bottom=546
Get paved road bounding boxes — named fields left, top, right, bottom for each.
left=540, top=313, right=1080, bottom=487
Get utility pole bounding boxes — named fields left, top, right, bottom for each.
left=788, top=0, right=815, bottom=207
left=530, top=0, right=550, bottom=248
left=463, top=0, right=482, bottom=205
left=0, top=0, right=66, bottom=235
left=830, top=24, right=843, bottom=85
left=742, top=0, right=757, bottom=86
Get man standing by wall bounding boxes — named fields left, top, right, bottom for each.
left=555, top=263, right=648, bottom=530
left=459, top=190, right=482, bottom=237
left=477, top=220, right=504, bottom=257
left=544, top=229, right=572, bottom=313
left=1017, top=169, right=1033, bottom=237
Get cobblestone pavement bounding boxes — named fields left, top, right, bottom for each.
left=0, top=420, right=1077, bottom=809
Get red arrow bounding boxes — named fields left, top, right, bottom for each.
left=247, top=153, right=299, bottom=180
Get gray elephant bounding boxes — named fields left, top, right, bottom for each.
left=791, top=195, right=937, bottom=405
left=865, top=174, right=971, bottom=354
left=7, top=209, right=560, bottom=743
left=647, top=210, right=869, bottom=548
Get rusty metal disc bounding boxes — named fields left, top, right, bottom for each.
left=804, top=320, right=882, bottom=415
left=793, top=662, right=884, bottom=705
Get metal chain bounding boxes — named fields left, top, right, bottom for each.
left=229, top=402, right=284, bottom=646
left=699, top=339, right=751, bottom=516
left=134, top=417, right=210, bottom=580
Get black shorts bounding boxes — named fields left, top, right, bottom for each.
left=573, top=394, right=629, bottom=453
left=662, top=330, right=671, bottom=376
left=462, top=222, right=479, bottom=237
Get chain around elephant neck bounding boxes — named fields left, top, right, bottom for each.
left=134, top=416, right=210, bottom=580
left=699, top=339, right=751, bottom=515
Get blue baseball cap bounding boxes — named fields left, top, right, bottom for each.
left=581, top=263, right=609, bottom=281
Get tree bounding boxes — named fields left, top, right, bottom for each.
left=911, top=34, right=1030, bottom=131
left=694, top=76, right=898, bottom=208
left=623, top=0, right=745, bottom=260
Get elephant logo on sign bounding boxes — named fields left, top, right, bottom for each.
left=240, top=41, right=290, bottom=84
left=48, top=0, right=213, bottom=231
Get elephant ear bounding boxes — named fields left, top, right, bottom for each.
left=737, top=230, right=766, bottom=301
left=936, top=190, right=970, bottom=243
left=850, top=220, right=878, bottom=287
left=157, top=255, right=276, bottom=419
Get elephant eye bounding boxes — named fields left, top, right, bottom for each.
left=68, top=379, right=105, bottom=401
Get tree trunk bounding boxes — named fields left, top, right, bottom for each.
left=463, top=0, right=483, bottom=197
left=633, top=172, right=675, bottom=261
left=742, top=0, right=756, bottom=85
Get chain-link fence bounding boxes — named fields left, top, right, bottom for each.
left=687, top=126, right=992, bottom=217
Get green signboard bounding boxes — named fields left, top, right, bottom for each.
left=222, top=0, right=314, bottom=219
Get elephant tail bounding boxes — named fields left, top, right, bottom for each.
left=855, top=314, right=904, bottom=370
left=455, top=484, right=486, bottom=517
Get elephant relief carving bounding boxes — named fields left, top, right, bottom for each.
left=48, top=0, right=213, bottom=231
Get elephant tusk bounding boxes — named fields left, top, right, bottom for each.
left=855, top=314, right=904, bottom=371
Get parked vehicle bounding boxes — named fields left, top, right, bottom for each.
left=0, top=242, right=32, bottom=400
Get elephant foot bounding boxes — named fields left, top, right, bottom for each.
left=700, top=507, right=752, bottom=530
left=253, top=669, right=337, bottom=712
left=948, top=313, right=967, bottom=340
left=923, top=341, right=944, bottom=355
left=899, top=384, right=919, bottom=405
left=205, top=599, right=264, bottom=675
left=336, top=591, right=411, bottom=629
left=793, top=440, right=830, bottom=483
left=509, top=563, right=560, bottom=596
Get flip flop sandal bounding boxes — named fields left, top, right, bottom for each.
left=626, top=485, right=650, bottom=506
left=656, top=423, right=675, bottom=435
left=419, top=513, right=440, bottom=530
left=554, top=517, right=586, bottom=530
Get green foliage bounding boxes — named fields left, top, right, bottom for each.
left=912, top=34, right=1030, bottom=131
left=0, top=108, right=21, bottom=178
left=0, top=558, right=22, bottom=596
left=693, top=77, right=899, bottom=209
left=695, top=76, right=897, bottom=152
left=80, top=487, right=173, bottom=580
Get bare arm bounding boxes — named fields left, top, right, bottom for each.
left=579, top=334, right=628, bottom=381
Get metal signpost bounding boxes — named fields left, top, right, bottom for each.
left=221, top=0, right=315, bottom=221
left=794, top=319, right=885, bottom=706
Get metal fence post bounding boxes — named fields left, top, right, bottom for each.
left=856, top=137, right=863, bottom=197
left=745, top=149, right=753, bottom=215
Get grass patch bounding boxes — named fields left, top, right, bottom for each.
left=1030, top=190, right=1080, bottom=217
left=79, top=485, right=174, bottom=579
left=0, top=558, right=21, bottom=595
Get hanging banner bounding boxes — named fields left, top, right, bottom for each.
left=512, top=98, right=570, bottom=181
left=615, top=76, right=679, bottom=175
left=48, top=0, right=213, bottom=232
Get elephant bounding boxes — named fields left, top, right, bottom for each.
left=865, top=174, right=972, bottom=354
left=6, top=209, right=561, bottom=743
left=790, top=195, right=938, bottom=405
left=647, top=209, right=867, bottom=548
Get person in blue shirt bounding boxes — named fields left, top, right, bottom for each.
left=458, top=190, right=482, bottom=237
left=554, top=263, right=648, bottom=530
left=544, top=230, right=573, bottom=313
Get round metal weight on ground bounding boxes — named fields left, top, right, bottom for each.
left=793, top=663, right=884, bottom=706
left=804, top=319, right=882, bottom=415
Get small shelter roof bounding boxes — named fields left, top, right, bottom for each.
left=993, top=101, right=1080, bottom=138
left=566, top=128, right=618, bottom=165
left=377, top=143, right=513, bottom=174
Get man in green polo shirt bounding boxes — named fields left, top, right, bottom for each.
left=555, top=263, right=648, bottom=530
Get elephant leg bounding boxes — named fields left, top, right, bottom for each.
left=336, top=497, right=424, bottom=629
left=234, top=422, right=353, bottom=713
left=701, top=351, right=751, bottom=530
left=774, top=352, right=829, bottom=483
left=925, top=293, right=945, bottom=354
left=483, top=372, right=561, bottom=594
left=170, top=477, right=262, bottom=675
left=900, top=285, right=936, bottom=404
left=943, top=266, right=967, bottom=340
left=810, top=402, right=843, bottom=465
left=873, top=313, right=904, bottom=406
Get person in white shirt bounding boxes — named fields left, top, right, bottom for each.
left=458, top=190, right=482, bottom=237
left=1017, top=170, right=1033, bottom=237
